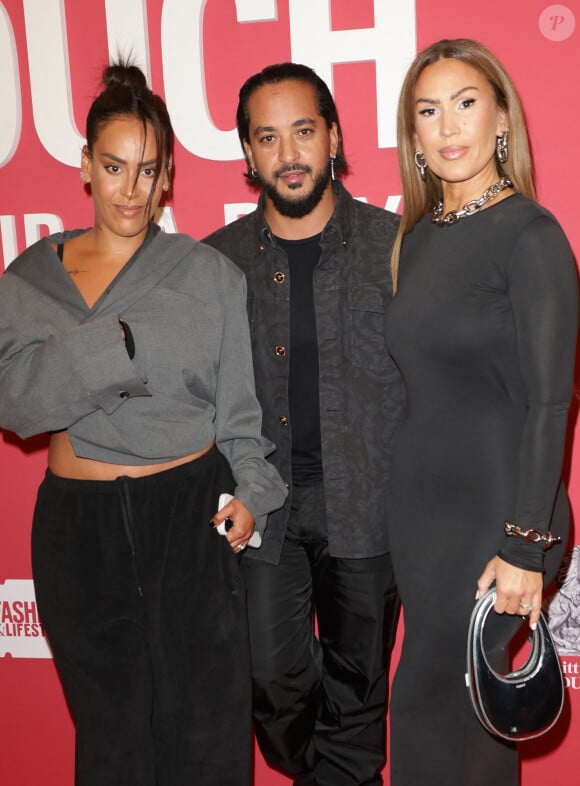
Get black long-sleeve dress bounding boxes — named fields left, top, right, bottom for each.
left=385, top=194, right=578, bottom=785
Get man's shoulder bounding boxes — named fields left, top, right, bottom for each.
left=335, top=183, right=400, bottom=238
left=337, top=192, right=400, bottom=253
left=202, top=210, right=269, bottom=275
left=348, top=193, right=400, bottom=230
left=203, top=209, right=259, bottom=252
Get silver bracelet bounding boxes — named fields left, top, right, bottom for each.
left=504, top=521, right=562, bottom=550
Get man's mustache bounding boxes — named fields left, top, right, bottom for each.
left=274, top=163, right=312, bottom=179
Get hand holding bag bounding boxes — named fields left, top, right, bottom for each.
left=465, top=588, right=564, bottom=741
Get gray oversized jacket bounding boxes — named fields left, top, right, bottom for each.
left=0, top=224, right=287, bottom=534
left=204, top=182, right=405, bottom=564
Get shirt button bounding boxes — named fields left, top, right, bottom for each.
left=273, top=271, right=286, bottom=285
left=278, top=415, right=288, bottom=427
left=119, top=391, right=129, bottom=398
left=274, top=345, right=287, bottom=357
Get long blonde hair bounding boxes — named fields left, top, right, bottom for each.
left=391, top=39, right=536, bottom=291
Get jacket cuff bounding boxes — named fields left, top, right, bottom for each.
left=66, top=316, right=150, bottom=414
left=234, top=479, right=287, bottom=546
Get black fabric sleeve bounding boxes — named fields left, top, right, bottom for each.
left=498, top=214, right=578, bottom=571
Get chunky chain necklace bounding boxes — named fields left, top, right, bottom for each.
left=431, top=177, right=513, bottom=227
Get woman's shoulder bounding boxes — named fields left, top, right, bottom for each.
left=152, top=229, right=245, bottom=288
left=499, top=196, right=576, bottom=280
left=474, top=195, right=572, bottom=264
left=497, top=193, right=564, bottom=233
left=6, top=228, right=92, bottom=273
left=3, top=234, right=63, bottom=282
left=0, top=238, right=59, bottom=308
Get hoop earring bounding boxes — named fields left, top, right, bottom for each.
left=330, top=156, right=336, bottom=182
left=496, top=130, right=509, bottom=164
left=414, top=150, right=427, bottom=181
left=250, top=167, right=258, bottom=180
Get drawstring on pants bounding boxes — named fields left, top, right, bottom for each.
left=116, top=476, right=144, bottom=598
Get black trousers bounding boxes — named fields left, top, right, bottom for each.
left=31, top=448, right=251, bottom=786
left=242, top=482, right=400, bottom=786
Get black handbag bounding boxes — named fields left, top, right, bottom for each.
left=465, top=588, right=564, bottom=741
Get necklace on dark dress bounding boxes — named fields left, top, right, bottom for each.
left=431, top=176, right=513, bottom=226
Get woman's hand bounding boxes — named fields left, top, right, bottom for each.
left=477, top=555, right=543, bottom=629
left=211, top=497, right=255, bottom=553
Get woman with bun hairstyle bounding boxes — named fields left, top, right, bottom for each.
left=0, top=62, right=286, bottom=785
left=385, top=39, right=577, bottom=784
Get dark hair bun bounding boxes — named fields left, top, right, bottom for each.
left=85, top=58, right=173, bottom=161
left=103, top=62, right=148, bottom=93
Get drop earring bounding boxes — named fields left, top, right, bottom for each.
left=414, top=150, right=427, bottom=181
left=496, top=129, right=509, bottom=164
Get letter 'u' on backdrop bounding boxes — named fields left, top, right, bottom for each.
left=0, top=1, right=579, bottom=784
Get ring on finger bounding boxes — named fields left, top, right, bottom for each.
left=518, top=603, right=534, bottom=611
left=236, top=543, right=246, bottom=551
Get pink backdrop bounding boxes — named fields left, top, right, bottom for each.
left=1, top=2, right=579, bottom=784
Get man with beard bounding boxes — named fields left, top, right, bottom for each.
left=204, top=63, right=402, bottom=786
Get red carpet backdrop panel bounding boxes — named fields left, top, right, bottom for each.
left=1, top=1, right=579, bottom=784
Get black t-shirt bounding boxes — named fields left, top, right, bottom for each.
left=276, top=233, right=323, bottom=485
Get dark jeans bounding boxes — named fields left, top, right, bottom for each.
left=31, top=448, right=251, bottom=786
left=243, top=482, right=400, bottom=786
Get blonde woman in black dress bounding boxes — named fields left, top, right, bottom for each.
left=386, top=39, right=577, bottom=785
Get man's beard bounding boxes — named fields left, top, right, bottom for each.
left=259, top=163, right=331, bottom=218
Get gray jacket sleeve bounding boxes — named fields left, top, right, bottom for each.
left=214, top=273, right=287, bottom=536
left=0, top=281, right=149, bottom=438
